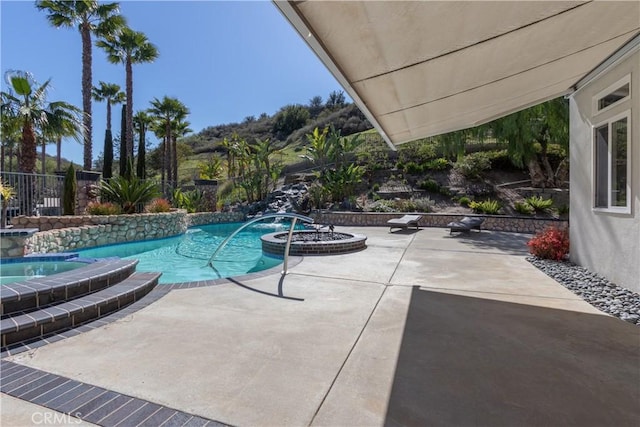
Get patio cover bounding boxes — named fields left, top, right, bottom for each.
left=274, top=1, right=640, bottom=148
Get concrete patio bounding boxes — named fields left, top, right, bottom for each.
left=2, top=226, right=639, bottom=426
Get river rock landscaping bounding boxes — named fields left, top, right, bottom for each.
left=528, top=257, right=640, bottom=325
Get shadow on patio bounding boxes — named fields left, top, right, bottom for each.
left=384, top=287, right=640, bottom=426
left=448, top=231, right=532, bottom=256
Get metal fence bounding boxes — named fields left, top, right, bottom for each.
left=1, top=172, right=65, bottom=219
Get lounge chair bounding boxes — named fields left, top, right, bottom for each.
left=447, top=216, right=485, bottom=234
left=387, top=214, right=422, bottom=232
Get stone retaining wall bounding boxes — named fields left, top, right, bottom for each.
left=1, top=211, right=245, bottom=257
left=2, top=210, right=566, bottom=259
left=187, top=212, right=244, bottom=227
left=310, top=212, right=567, bottom=234
left=25, top=211, right=190, bottom=254
left=0, top=229, right=38, bottom=258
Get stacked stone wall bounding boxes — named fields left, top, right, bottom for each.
left=25, top=211, right=189, bottom=254
left=188, top=212, right=244, bottom=227
left=2, top=210, right=566, bottom=259
left=310, top=212, right=567, bottom=234
left=1, top=212, right=245, bottom=257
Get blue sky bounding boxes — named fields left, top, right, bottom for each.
left=1, top=0, right=347, bottom=167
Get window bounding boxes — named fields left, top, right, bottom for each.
left=594, top=75, right=631, bottom=114
left=594, top=112, right=630, bottom=212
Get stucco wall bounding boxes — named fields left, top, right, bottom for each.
left=569, top=49, right=640, bottom=292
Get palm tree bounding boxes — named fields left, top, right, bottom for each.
left=149, top=118, right=167, bottom=186
left=1, top=71, right=51, bottom=174
left=97, top=27, right=159, bottom=166
left=41, top=101, right=84, bottom=174
left=133, top=110, right=153, bottom=179
left=0, top=101, right=21, bottom=172
left=92, top=81, right=125, bottom=178
left=36, top=1, right=126, bottom=171
left=170, top=114, right=192, bottom=184
left=148, top=96, right=188, bottom=188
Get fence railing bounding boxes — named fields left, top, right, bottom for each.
left=1, top=172, right=65, bottom=219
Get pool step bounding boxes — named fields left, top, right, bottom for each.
left=1, top=272, right=160, bottom=348
left=0, top=259, right=139, bottom=317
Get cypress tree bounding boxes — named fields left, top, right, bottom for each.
left=63, top=163, right=77, bottom=215
left=119, top=104, right=130, bottom=178
left=103, top=129, right=113, bottom=179
left=136, top=120, right=146, bottom=179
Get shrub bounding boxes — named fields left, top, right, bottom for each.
left=469, top=199, right=501, bottom=214
left=424, top=158, right=449, bottom=171
left=308, top=183, right=329, bottom=209
left=0, top=179, right=15, bottom=201
left=439, top=186, right=452, bottom=196
left=514, top=201, right=534, bottom=215
left=525, top=195, right=554, bottom=213
left=486, top=149, right=515, bottom=170
left=216, top=180, right=235, bottom=200
left=86, top=201, right=121, bottom=215
left=458, top=196, right=471, bottom=207
left=403, top=161, right=423, bottom=175
left=372, top=183, right=380, bottom=192
left=395, top=199, right=417, bottom=212
left=453, top=152, right=491, bottom=179
left=558, top=205, right=570, bottom=216
left=173, top=188, right=205, bottom=213
left=419, top=178, right=440, bottom=193
left=146, top=198, right=172, bottom=213
left=99, top=176, right=160, bottom=214
left=410, top=197, right=434, bottom=212
left=197, top=155, right=223, bottom=180
left=527, top=227, right=569, bottom=260
left=367, top=199, right=396, bottom=212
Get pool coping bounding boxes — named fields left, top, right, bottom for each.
left=1, top=259, right=138, bottom=312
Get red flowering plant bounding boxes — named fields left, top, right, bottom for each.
left=527, top=227, right=570, bottom=261
left=145, top=198, right=172, bottom=213
left=85, top=201, right=121, bottom=215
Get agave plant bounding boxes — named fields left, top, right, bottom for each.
left=525, top=195, right=554, bottom=213
left=99, top=175, right=160, bottom=214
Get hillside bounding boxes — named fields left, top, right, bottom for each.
left=172, top=97, right=372, bottom=184
left=182, top=103, right=371, bottom=155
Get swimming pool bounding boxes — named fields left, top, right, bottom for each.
left=76, top=222, right=296, bottom=284
left=0, top=259, right=88, bottom=285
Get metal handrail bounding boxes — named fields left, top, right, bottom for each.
left=207, top=213, right=314, bottom=277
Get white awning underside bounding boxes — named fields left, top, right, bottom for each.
left=274, top=1, right=640, bottom=148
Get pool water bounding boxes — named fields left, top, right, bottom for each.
left=76, top=222, right=294, bottom=284
left=0, top=261, right=88, bottom=285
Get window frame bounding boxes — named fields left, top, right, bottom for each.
left=592, top=74, right=631, bottom=116
left=592, top=110, right=632, bottom=214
